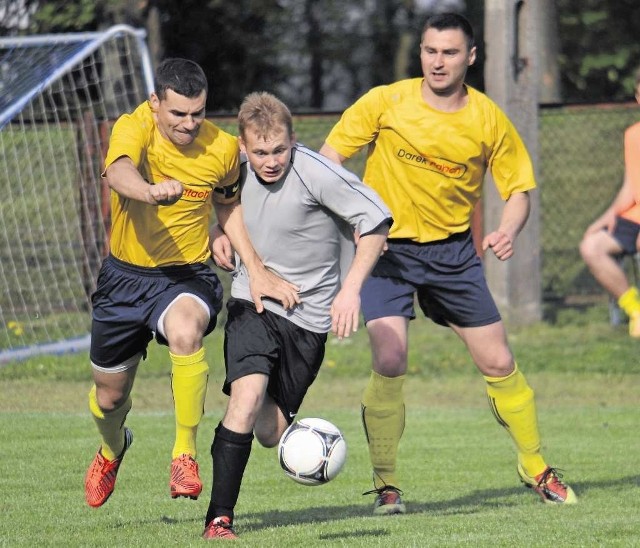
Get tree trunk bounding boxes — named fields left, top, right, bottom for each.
left=537, top=0, right=562, bottom=103
left=305, top=0, right=324, bottom=108
left=484, top=0, right=542, bottom=325
left=145, top=1, right=163, bottom=70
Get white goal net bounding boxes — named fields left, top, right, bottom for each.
left=0, top=24, right=153, bottom=364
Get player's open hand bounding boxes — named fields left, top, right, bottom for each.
left=149, top=179, right=184, bottom=205
left=210, top=224, right=235, bottom=271
left=482, top=230, right=514, bottom=261
left=330, top=290, right=360, bottom=339
left=249, top=267, right=301, bottom=313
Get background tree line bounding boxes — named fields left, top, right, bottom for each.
left=1, top=0, right=639, bottom=111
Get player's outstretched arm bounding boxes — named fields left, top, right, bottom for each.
left=209, top=223, right=235, bottom=271
left=105, top=156, right=183, bottom=205
left=482, top=191, right=530, bottom=261
left=585, top=176, right=635, bottom=236
left=214, top=200, right=300, bottom=312
left=319, top=143, right=347, bottom=166
left=330, top=225, right=389, bottom=339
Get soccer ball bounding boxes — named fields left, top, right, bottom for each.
left=278, top=417, right=347, bottom=486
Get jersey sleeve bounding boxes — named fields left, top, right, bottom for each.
left=324, top=86, right=386, bottom=159
left=212, top=136, right=241, bottom=204
left=307, top=154, right=392, bottom=235
left=103, top=105, right=150, bottom=171
left=486, top=108, right=537, bottom=200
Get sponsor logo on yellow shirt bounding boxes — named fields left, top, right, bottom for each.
left=182, top=186, right=212, bottom=201
left=396, top=147, right=466, bottom=179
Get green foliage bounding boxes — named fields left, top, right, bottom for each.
left=557, top=0, right=640, bottom=101
left=154, top=0, right=289, bottom=111
left=8, top=0, right=638, bottom=106
left=28, top=0, right=97, bottom=33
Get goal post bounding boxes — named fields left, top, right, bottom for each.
left=0, top=25, right=153, bottom=364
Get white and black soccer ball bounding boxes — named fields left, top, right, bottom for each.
left=278, top=417, right=347, bottom=486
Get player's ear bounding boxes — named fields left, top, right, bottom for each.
left=238, top=135, right=246, bottom=154
left=468, top=46, right=477, bottom=67
left=149, top=92, right=160, bottom=112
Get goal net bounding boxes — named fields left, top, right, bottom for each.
left=0, top=24, right=153, bottom=364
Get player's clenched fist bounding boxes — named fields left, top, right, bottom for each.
left=148, top=179, right=184, bottom=205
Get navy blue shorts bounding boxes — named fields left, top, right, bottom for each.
left=223, top=297, right=327, bottom=424
left=361, top=231, right=501, bottom=328
left=613, top=216, right=640, bottom=255
left=90, top=255, right=223, bottom=368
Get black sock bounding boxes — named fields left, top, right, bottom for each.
left=205, top=422, right=254, bottom=525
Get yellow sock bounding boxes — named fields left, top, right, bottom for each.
left=485, top=364, right=546, bottom=477
left=618, top=287, right=640, bottom=317
left=361, top=370, right=406, bottom=490
left=89, top=385, right=132, bottom=461
left=170, top=347, right=208, bottom=459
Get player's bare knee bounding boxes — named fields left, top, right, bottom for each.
left=95, top=387, right=128, bottom=412
left=478, top=354, right=515, bottom=377
left=166, top=329, right=202, bottom=355
left=255, top=425, right=282, bottom=448
left=579, top=236, right=598, bottom=263
left=373, top=349, right=407, bottom=376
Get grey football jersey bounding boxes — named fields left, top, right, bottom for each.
left=231, top=145, right=392, bottom=333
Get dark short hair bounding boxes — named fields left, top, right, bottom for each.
left=421, top=12, right=475, bottom=50
left=154, top=57, right=208, bottom=100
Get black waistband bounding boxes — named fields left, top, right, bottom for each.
left=388, top=229, right=471, bottom=246
left=106, top=254, right=205, bottom=277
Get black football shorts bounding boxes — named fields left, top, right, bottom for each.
left=90, top=254, right=223, bottom=367
left=223, top=297, right=327, bottom=423
left=360, top=230, right=501, bottom=328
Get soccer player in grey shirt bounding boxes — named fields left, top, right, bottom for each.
left=202, top=91, right=392, bottom=540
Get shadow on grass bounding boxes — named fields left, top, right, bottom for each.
left=148, top=474, right=640, bottom=540
left=233, top=474, right=640, bottom=537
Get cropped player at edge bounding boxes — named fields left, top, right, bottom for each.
left=84, top=58, right=296, bottom=509
left=580, top=68, right=640, bottom=336
left=320, top=12, right=577, bottom=513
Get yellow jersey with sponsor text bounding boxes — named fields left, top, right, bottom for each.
left=104, top=101, right=239, bottom=267
left=325, top=79, right=536, bottom=242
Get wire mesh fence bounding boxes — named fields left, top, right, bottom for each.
left=214, top=101, right=640, bottom=315
left=539, top=102, right=640, bottom=306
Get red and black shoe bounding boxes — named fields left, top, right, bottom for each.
left=202, top=516, right=238, bottom=540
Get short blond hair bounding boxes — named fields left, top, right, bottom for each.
left=238, top=92, right=293, bottom=140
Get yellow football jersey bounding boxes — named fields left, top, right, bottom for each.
left=104, top=101, right=239, bottom=267
left=325, top=79, right=536, bottom=242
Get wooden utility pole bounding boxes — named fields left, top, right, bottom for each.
left=483, top=0, right=542, bottom=324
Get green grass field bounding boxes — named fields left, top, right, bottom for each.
left=2, top=311, right=640, bottom=546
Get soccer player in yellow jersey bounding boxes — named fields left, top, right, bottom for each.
left=320, top=12, right=577, bottom=513
left=580, top=68, right=640, bottom=336
left=84, top=58, right=298, bottom=508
